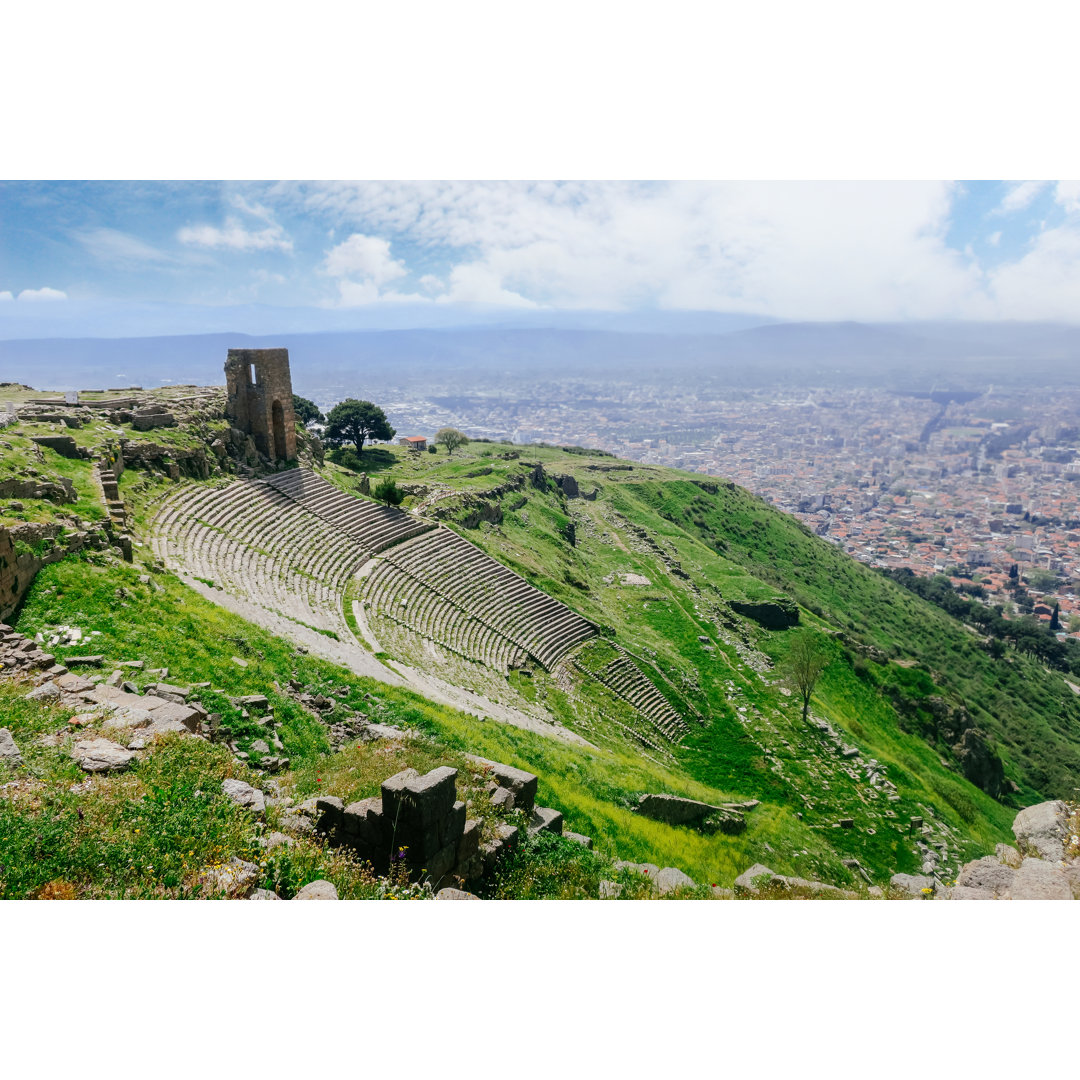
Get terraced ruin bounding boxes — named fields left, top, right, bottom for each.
left=149, top=467, right=688, bottom=748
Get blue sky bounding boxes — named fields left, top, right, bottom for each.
left=3, top=180, right=1080, bottom=336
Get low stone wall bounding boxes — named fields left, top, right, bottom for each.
left=131, top=411, right=176, bottom=431
left=0, top=476, right=77, bottom=503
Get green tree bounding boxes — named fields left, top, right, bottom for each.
left=324, top=399, right=395, bottom=458
left=1050, top=603, right=1061, bottom=632
left=782, top=631, right=830, bottom=724
left=373, top=478, right=403, bottom=507
left=435, top=427, right=469, bottom=456
left=292, top=394, right=324, bottom=425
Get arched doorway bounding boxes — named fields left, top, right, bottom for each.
left=271, top=400, right=287, bottom=462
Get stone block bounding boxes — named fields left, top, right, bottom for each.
left=382, top=766, right=458, bottom=859
left=222, top=778, right=267, bottom=814
left=423, top=840, right=458, bottom=885
left=456, top=818, right=482, bottom=869
left=342, top=797, right=387, bottom=867
left=635, top=792, right=722, bottom=826
left=142, top=698, right=201, bottom=732
left=315, top=795, right=345, bottom=832
left=465, top=755, right=538, bottom=813
left=564, top=831, right=592, bottom=849
left=528, top=806, right=564, bottom=837
left=56, top=672, right=96, bottom=694
left=294, top=880, right=338, bottom=900
left=380, top=767, right=421, bottom=823
left=149, top=682, right=190, bottom=700
left=436, top=888, right=480, bottom=900
left=490, top=786, right=515, bottom=809
left=440, top=800, right=467, bottom=848
left=70, top=737, right=134, bottom=773
left=889, top=873, right=936, bottom=897
left=734, top=863, right=782, bottom=895
left=495, top=823, right=519, bottom=849
left=654, top=867, right=696, bottom=895
left=0, top=727, right=23, bottom=767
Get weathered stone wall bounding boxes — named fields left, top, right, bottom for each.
left=0, top=522, right=106, bottom=623
left=224, top=348, right=297, bottom=462
left=315, top=757, right=566, bottom=888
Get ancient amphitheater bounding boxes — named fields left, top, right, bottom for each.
left=150, top=466, right=688, bottom=748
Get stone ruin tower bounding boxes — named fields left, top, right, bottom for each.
left=224, top=348, right=297, bottom=462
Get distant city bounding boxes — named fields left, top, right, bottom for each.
left=311, top=374, right=1080, bottom=634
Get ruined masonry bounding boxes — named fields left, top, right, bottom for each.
left=225, top=348, right=297, bottom=463
left=315, top=758, right=566, bottom=888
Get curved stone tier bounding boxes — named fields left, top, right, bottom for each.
left=149, top=469, right=688, bottom=744
left=264, top=469, right=432, bottom=552
left=588, top=651, right=689, bottom=742
left=370, top=527, right=597, bottom=671
left=150, top=479, right=369, bottom=639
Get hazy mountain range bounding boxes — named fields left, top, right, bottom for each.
left=3, top=314, right=1080, bottom=394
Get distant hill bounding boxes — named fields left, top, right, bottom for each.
left=4, top=319, right=1080, bottom=393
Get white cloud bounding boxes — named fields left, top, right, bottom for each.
left=1054, top=181, right=1080, bottom=214
left=323, top=233, right=406, bottom=284
left=177, top=217, right=292, bottom=253
left=997, top=180, right=1051, bottom=214
left=17, top=287, right=67, bottom=302
left=987, top=231, right=1001, bottom=246
left=0, top=290, right=13, bottom=302
left=320, top=233, right=429, bottom=307
left=288, top=180, right=989, bottom=320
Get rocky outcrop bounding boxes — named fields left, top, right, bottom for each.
left=734, top=863, right=850, bottom=897
left=924, top=696, right=1006, bottom=798
left=944, top=801, right=1078, bottom=899
left=221, top=778, right=267, bottom=814
left=70, top=737, right=135, bottom=773
left=0, top=726, right=23, bottom=767
left=634, top=792, right=747, bottom=834
left=729, top=598, right=800, bottom=629
left=1012, top=799, right=1069, bottom=862
left=294, top=879, right=339, bottom=900
left=952, top=727, right=1005, bottom=799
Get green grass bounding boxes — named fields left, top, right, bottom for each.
left=7, top=432, right=1061, bottom=894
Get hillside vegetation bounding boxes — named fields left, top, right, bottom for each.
left=7, top=391, right=1079, bottom=895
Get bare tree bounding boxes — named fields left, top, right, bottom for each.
left=783, top=631, right=830, bottom=723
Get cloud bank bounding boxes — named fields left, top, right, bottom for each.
left=283, top=180, right=1080, bottom=320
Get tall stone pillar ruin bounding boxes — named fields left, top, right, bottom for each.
left=224, top=348, right=297, bottom=462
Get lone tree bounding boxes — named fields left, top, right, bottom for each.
left=782, top=630, right=830, bottom=724
left=435, top=427, right=469, bottom=456
left=373, top=478, right=403, bottom=507
left=292, top=394, right=324, bottom=426
left=324, top=399, right=395, bottom=458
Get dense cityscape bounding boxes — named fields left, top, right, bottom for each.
left=320, top=377, right=1080, bottom=635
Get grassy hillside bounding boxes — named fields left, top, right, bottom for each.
left=9, top=410, right=1078, bottom=893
